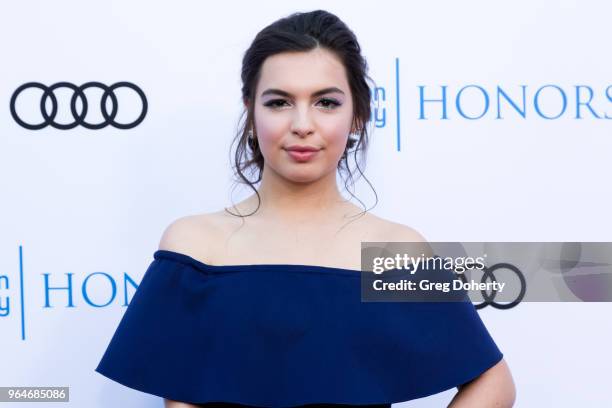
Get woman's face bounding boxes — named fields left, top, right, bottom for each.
left=250, top=47, right=355, bottom=183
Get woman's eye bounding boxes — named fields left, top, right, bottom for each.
left=263, top=98, right=341, bottom=110
left=318, top=98, right=341, bottom=109
left=264, top=99, right=289, bottom=108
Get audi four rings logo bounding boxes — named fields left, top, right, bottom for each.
left=10, top=82, right=147, bottom=130
left=458, top=262, right=526, bottom=310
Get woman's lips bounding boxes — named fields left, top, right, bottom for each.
left=285, top=149, right=320, bottom=162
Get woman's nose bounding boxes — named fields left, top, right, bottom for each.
left=290, top=105, right=315, bottom=137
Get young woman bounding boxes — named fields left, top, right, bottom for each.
left=96, top=9, right=515, bottom=408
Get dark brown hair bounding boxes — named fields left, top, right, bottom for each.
left=226, top=9, right=378, bottom=218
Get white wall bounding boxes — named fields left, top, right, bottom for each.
left=1, top=1, right=610, bottom=406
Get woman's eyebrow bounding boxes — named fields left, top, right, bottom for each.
left=261, top=87, right=345, bottom=98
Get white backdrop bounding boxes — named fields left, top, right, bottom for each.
left=1, top=0, right=611, bottom=406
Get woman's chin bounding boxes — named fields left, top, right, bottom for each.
left=282, top=169, right=324, bottom=184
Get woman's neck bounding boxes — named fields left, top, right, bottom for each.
left=235, top=174, right=358, bottom=224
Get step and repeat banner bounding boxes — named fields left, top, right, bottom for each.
left=1, top=1, right=611, bottom=407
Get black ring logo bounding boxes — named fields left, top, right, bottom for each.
left=458, top=262, right=527, bottom=310
left=10, top=82, right=147, bottom=130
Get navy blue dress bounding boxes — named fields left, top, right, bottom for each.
left=95, top=250, right=503, bottom=407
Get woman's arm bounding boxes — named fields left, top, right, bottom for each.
left=447, top=358, right=516, bottom=407
left=164, top=399, right=201, bottom=408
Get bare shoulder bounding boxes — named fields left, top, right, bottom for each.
left=387, top=221, right=428, bottom=242
left=365, top=212, right=428, bottom=242
left=364, top=213, right=433, bottom=256
left=157, top=212, right=224, bottom=260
